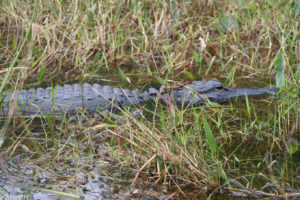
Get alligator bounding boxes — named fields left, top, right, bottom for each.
left=0, top=79, right=278, bottom=116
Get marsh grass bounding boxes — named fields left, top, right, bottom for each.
left=0, top=0, right=299, bottom=199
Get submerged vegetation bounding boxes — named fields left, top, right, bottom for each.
left=0, top=0, right=299, bottom=199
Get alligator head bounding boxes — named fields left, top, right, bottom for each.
left=150, top=79, right=278, bottom=106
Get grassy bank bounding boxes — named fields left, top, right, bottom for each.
left=0, top=0, right=299, bottom=199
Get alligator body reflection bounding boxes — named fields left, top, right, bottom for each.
left=1, top=79, right=278, bottom=116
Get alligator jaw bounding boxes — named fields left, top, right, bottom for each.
left=225, top=85, right=278, bottom=102
left=188, top=85, right=278, bottom=105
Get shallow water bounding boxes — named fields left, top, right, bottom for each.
left=0, top=152, right=114, bottom=199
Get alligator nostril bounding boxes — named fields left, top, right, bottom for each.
left=215, top=86, right=223, bottom=90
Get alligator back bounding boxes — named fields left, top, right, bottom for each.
left=1, top=84, right=149, bottom=116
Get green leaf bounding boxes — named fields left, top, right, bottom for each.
left=171, top=1, right=179, bottom=20
left=38, top=64, right=45, bottom=83
left=162, top=45, right=173, bottom=52
left=289, top=144, right=299, bottom=155
left=220, top=16, right=238, bottom=32
left=38, top=188, right=81, bottom=199
left=202, top=114, right=217, bottom=155
left=91, top=50, right=102, bottom=72
left=57, top=0, right=63, bottom=9
left=118, top=67, right=130, bottom=84
left=193, top=51, right=202, bottom=66
left=45, top=114, right=55, bottom=149
left=205, top=56, right=215, bottom=75
left=275, top=51, right=285, bottom=88
left=234, top=0, right=249, bottom=9
left=88, top=4, right=97, bottom=29
left=292, top=2, right=300, bottom=16
left=183, top=71, right=195, bottom=80
left=0, top=92, right=8, bottom=108
left=245, top=95, right=251, bottom=118
left=228, top=178, right=248, bottom=190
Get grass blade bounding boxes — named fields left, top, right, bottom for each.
left=275, top=51, right=285, bottom=88
left=202, top=113, right=217, bottom=155
left=118, top=67, right=130, bottom=84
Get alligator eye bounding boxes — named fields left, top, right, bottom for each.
left=215, top=86, right=223, bottom=90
